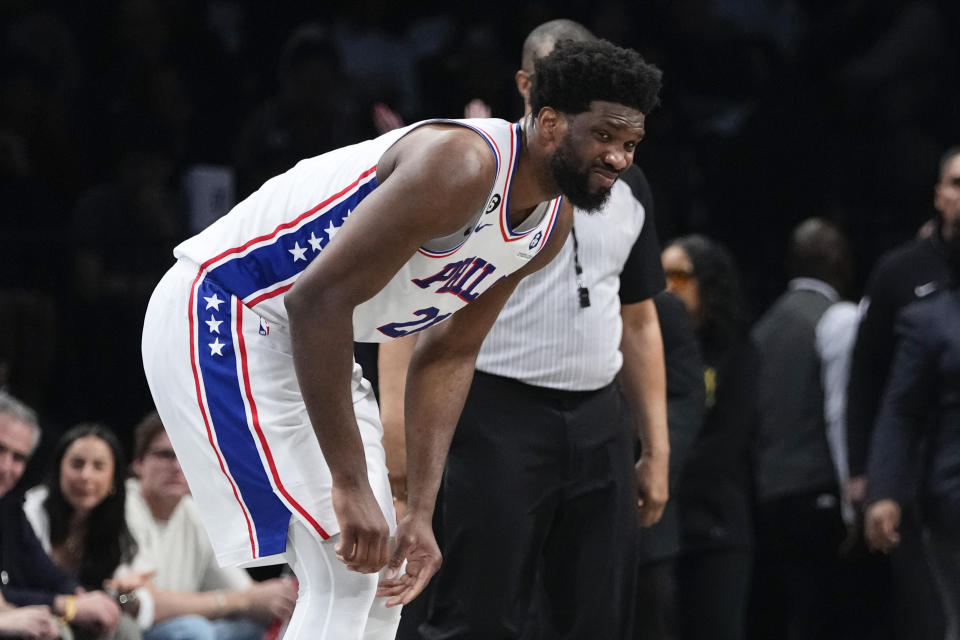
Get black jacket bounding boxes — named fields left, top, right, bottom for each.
left=0, top=491, right=78, bottom=607
left=678, top=336, right=759, bottom=551
left=847, top=233, right=951, bottom=477
left=866, top=289, right=960, bottom=533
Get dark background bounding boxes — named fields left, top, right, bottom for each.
left=2, top=0, right=958, bottom=459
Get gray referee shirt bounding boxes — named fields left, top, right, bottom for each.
left=475, top=166, right=665, bottom=391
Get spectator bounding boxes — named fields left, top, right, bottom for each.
left=847, top=145, right=960, bottom=502
left=0, top=392, right=124, bottom=639
left=125, top=411, right=296, bottom=640
left=864, top=222, right=960, bottom=640
left=846, top=145, right=960, bottom=639
left=749, top=218, right=856, bottom=639
left=0, top=401, right=59, bottom=640
left=22, top=424, right=143, bottom=639
left=662, top=235, right=758, bottom=640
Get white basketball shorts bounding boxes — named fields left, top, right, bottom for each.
left=142, top=258, right=396, bottom=568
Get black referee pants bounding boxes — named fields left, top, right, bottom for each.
left=406, top=371, right=639, bottom=640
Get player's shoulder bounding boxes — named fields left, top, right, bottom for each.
left=402, top=118, right=511, bottom=156
left=388, top=120, right=501, bottom=184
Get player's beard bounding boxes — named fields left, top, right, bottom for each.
left=549, top=138, right=614, bottom=213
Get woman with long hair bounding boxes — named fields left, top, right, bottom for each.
left=23, top=423, right=143, bottom=640
left=662, top=234, right=758, bottom=640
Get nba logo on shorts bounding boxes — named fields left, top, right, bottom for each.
left=259, top=317, right=270, bottom=336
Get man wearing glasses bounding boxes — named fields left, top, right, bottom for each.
left=124, top=411, right=298, bottom=640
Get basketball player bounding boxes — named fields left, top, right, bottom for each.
left=141, top=40, right=662, bottom=639
left=386, top=20, right=671, bottom=639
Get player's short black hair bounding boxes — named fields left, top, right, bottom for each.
left=529, top=39, right=662, bottom=117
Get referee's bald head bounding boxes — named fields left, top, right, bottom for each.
left=520, top=19, right=595, bottom=72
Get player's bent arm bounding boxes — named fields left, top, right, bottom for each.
left=403, top=199, right=573, bottom=519
left=378, top=202, right=570, bottom=606
left=619, top=298, right=670, bottom=525
left=377, top=194, right=571, bottom=512
left=285, top=127, right=494, bottom=484
left=379, top=335, right=419, bottom=507
left=377, top=200, right=572, bottom=605
left=400, top=280, right=517, bottom=520
left=283, top=127, right=495, bottom=571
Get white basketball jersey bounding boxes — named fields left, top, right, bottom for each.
left=174, top=118, right=563, bottom=342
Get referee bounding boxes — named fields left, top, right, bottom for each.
left=387, top=19, right=670, bottom=639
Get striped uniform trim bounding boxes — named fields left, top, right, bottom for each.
left=539, top=196, right=563, bottom=250
left=188, top=271, right=330, bottom=560
left=200, top=167, right=379, bottom=307
left=418, top=123, right=504, bottom=258
left=232, top=297, right=330, bottom=541
left=499, top=123, right=537, bottom=242
left=187, top=271, right=259, bottom=557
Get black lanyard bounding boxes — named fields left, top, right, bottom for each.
left=571, top=224, right=591, bottom=308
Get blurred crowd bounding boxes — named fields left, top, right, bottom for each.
left=3, top=0, right=960, bottom=445
left=2, top=0, right=960, bottom=639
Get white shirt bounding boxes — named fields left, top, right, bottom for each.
left=790, top=277, right=859, bottom=524
left=124, top=478, right=252, bottom=593
left=475, top=178, right=648, bottom=390
left=816, top=300, right=858, bottom=524
left=23, top=485, right=156, bottom=628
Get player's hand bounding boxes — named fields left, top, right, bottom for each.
left=376, top=513, right=441, bottom=607
left=635, top=452, right=669, bottom=526
left=0, top=605, right=60, bottom=640
left=332, top=482, right=391, bottom=573
left=864, top=499, right=902, bottom=553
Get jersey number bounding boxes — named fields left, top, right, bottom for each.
left=377, top=307, right=452, bottom=338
